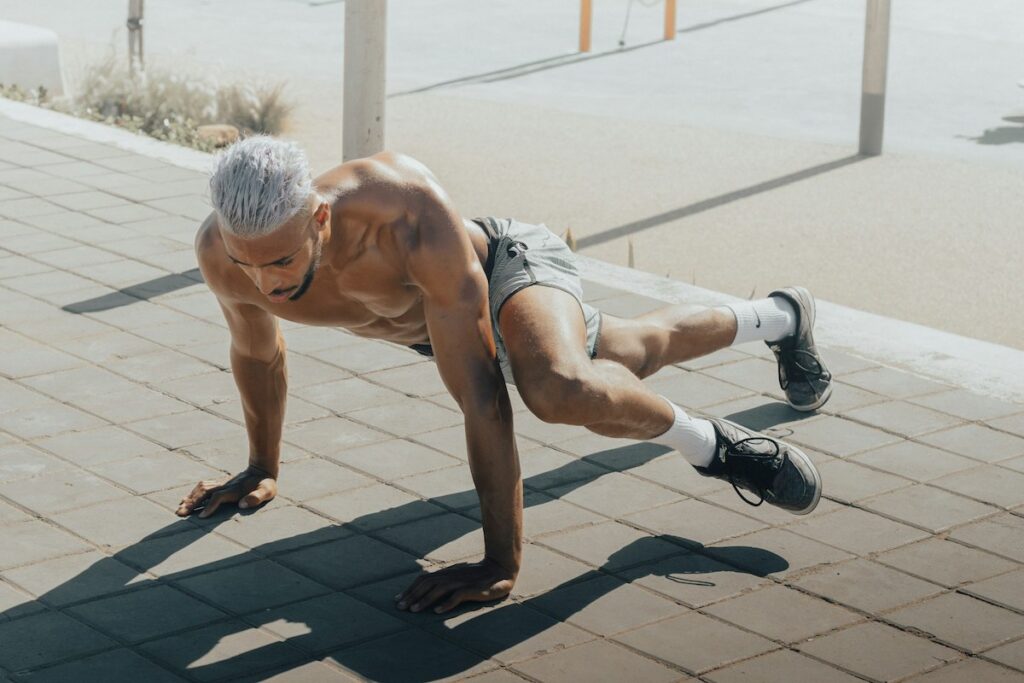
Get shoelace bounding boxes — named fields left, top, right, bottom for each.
left=776, top=347, right=826, bottom=391
left=724, top=436, right=782, bottom=507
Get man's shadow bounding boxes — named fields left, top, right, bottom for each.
left=2, top=414, right=790, bottom=681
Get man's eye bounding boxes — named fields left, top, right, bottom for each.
left=278, top=259, right=293, bottom=267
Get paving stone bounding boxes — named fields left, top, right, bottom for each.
left=269, top=457, right=373, bottom=502
left=43, top=189, right=132, bottom=211
left=0, top=609, right=116, bottom=671
left=989, top=413, right=1024, bottom=439
left=116, top=527, right=250, bottom=578
left=801, top=622, right=959, bottom=681
left=0, top=443, right=70, bottom=482
left=512, top=409, right=585, bottom=445
left=646, top=369, right=757, bottom=409
left=292, top=376, right=407, bottom=415
left=394, top=464, right=480, bottom=510
left=701, top=395, right=822, bottom=432
left=549, top=431, right=646, bottom=461
left=820, top=381, right=891, bottom=413
left=427, top=600, right=595, bottom=665
left=519, top=446, right=612, bottom=491
left=932, top=466, right=1024, bottom=508
left=373, top=513, right=483, bottom=564
left=705, top=648, right=864, bottom=683
left=907, top=658, right=1024, bottom=682
left=277, top=535, right=422, bottom=590
left=284, top=416, right=391, bottom=456
left=863, top=485, right=997, bottom=533
left=412, top=424, right=471, bottom=460
left=326, top=438, right=466, bottom=482
left=0, top=469, right=129, bottom=515
left=0, top=578, right=44, bottom=620
left=1, top=549, right=147, bottom=607
left=919, top=424, right=1024, bottom=463
left=103, top=348, right=217, bottom=384
left=963, top=570, right=1024, bottom=614
left=69, top=583, right=226, bottom=643
left=32, top=245, right=122, bottom=270
left=145, top=194, right=211, bottom=221
left=4, top=270, right=99, bottom=298
left=851, top=440, right=979, bottom=481
left=515, top=491, right=605, bottom=539
left=252, top=591, right=406, bottom=656
left=173, top=558, right=330, bottom=615
left=141, top=620, right=304, bottom=682
left=0, top=196, right=66, bottom=219
left=816, top=458, right=913, bottom=503
left=305, top=481, right=446, bottom=532
left=0, top=254, right=50, bottom=279
left=12, top=648, right=184, bottom=683
left=845, top=401, right=962, bottom=438
left=363, top=362, right=449, bottom=397
left=674, top=347, right=751, bottom=372
left=545, top=471, right=681, bottom=519
left=0, top=499, right=30, bottom=525
left=211, top=395, right=332, bottom=427
left=529, top=573, right=686, bottom=636
left=87, top=452, right=222, bottom=494
left=887, top=592, right=1024, bottom=653
left=987, top=639, right=1024, bottom=672
left=536, top=521, right=682, bottom=571
left=624, top=498, right=767, bottom=547
left=0, top=341, right=83, bottom=379
left=56, top=330, right=164, bottom=365
left=785, top=414, right=901, bottom=457
left=310, top=340, right=421, bottom=375
left=910, top=389, right=1023, bottom=422
left=237, top=661, right=362, bottom=683
left=1001, top=455, right=1024, bottom=475
left=126, top=410, right=239, bottom=449
left=842, top=366, right=950, bottom=399
left=0, top=519, right=91, bottom=571
left=701, top=484, right=842, bottom=526
left=623, top=450, right=731, bottom=497
left=327, top=629, right=495, bottom=683
left=511, top=638, right=681, bottom=683
left=207, top=504, right=350, bottom=553
left=348, top=399, right=463, bottom=437
left=705, top=584, right=861, bottom=643
left=789, top=505, right=929, bottom=555
left=33, top=425, right=165, bottom=467
left=706, top=528, right=854, bottom=578
left=877, top=538, right=1020, bottom=588
left=510, top=543, right=594, bottom=598
left=791, top=558, right=944, bottom=612
left=620, top=610, right=779, bottom=674
left=51, top=496, right=189, bottom=548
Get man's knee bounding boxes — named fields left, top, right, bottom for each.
left=517, top=363, right=603, bottom=425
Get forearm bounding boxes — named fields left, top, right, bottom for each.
left=230, top=345, right=287, bottom=478
left=465, top=388, right=522, bottom=576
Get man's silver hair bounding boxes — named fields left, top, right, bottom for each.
left=209, top=136, right=318, bottom=238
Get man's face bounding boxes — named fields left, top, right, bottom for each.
left=221, top=202, right=328, bottom=304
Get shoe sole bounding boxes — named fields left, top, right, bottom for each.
left=786, top=443, right=822, bottom=515
left=776, top=285, right=833, bottom=413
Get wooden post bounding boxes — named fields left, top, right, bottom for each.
left=859, top=0, right=891, bottom=156
left=664, top=0, right=677, bottom=41
left=343, top=0, right=388, bottom=162
left=579, top=0, right=593, bottom=53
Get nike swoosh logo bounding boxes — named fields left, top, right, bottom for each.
left=754, top=310, right=761, bottom=328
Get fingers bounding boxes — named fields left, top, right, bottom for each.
left=410, top=584, right=452, bottom=613
left=435, top=588, right=474, bottom=614
left=239, top=479, right=277, bottom=510
left=198, top=488, right=240, bottom=519
left=176, top=480, right=223, bottom=517
left=395, top=573, right=433, bottom=610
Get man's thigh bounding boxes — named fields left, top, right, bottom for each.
left=497, top=284, right=592, bottom=389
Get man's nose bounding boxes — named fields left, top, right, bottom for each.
left=255, top=270, right=280, bottom=295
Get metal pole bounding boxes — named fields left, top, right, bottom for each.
left=127, top=0, right=144, bottom=75
left=579, top=0, right=593, bottom=52
left=859, top=0, right=891, bottom=156
left=664, top=0, right=677, bottom=41
left=343, top=0, right=387, bottom=162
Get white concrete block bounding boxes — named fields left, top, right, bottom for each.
left=0, top=21, right=67, bottom=97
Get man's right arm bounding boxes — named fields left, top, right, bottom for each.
left=176, top=222, right=287, bottom=518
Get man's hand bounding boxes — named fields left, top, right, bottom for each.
left=395, top=558, right=516, bottom=614
left=175, top=467, right=277, bottom=518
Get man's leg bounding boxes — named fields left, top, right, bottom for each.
left=500, top=285, right=821, bottom=514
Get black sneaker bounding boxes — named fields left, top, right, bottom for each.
left=767, top=287, right=833, bottom=412
left=698, top=417, right=822, bottom=515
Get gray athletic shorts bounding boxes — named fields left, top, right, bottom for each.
left=479, top=217, right=602, bottom=385
left=408, top=217, right=602, bottom=385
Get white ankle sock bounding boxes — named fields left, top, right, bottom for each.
left=649, top=398, right=717, bottom=468
left=720, top=296, right=797, bottom=345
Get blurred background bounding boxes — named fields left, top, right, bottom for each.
left=2, top=0, right=1022, bottom=348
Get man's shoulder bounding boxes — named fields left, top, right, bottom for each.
left=193, top=213, right=239, bottom=298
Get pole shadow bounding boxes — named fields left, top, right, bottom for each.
left=1, top=441, right=785, bottom=681
left=61, top=269, right=204, bottom=314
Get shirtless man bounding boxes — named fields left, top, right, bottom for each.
left=178, top=137, right=831, bottom=615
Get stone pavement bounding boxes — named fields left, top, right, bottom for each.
left=1, top=114, right=1024, bottom=683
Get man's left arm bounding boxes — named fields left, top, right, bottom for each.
left=394, top=186, right=522, bottom=615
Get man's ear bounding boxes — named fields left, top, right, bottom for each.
left=313, top=202, right=330, bottom=230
